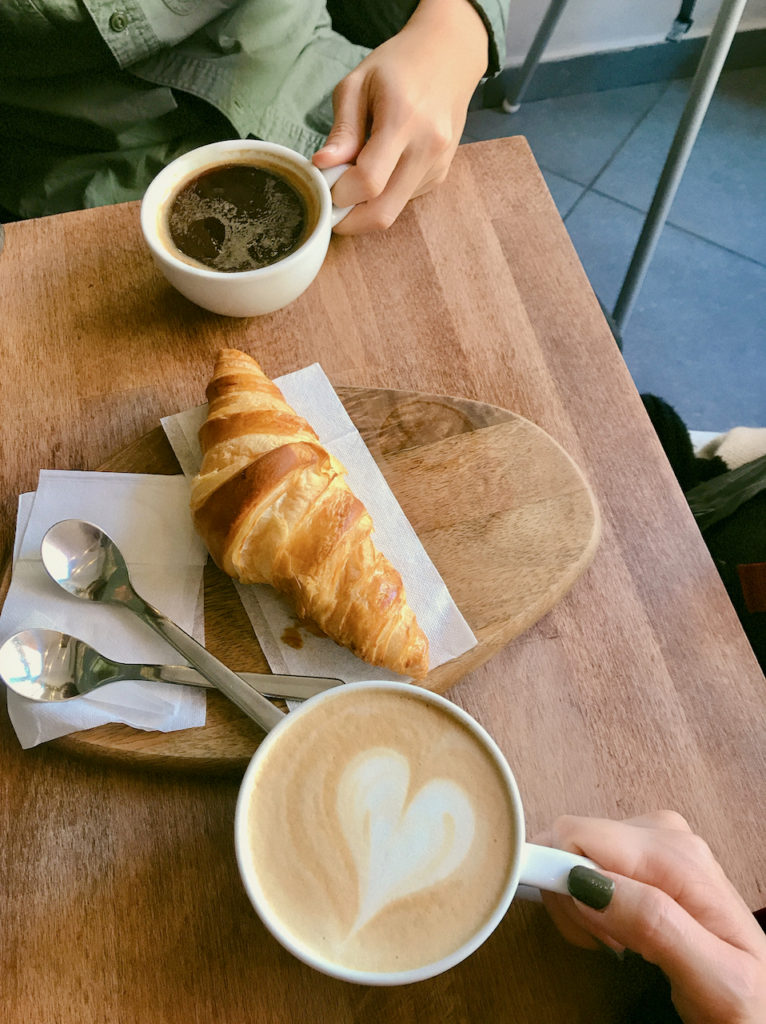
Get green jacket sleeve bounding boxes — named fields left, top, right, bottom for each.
left=0, top=0, right=509, bottom=218
left=468, top=0, right=508, bottom=76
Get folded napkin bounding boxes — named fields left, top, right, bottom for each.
left=162, top=363, right=477, bottom=682
left=1, top=471, right=208, bottom=748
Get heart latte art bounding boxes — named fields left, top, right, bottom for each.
left=244, top=687, right=516, bottom=974
left=338, top=748, right=476, bottom=934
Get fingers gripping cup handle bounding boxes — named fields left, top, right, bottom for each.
left=319, top=163, right=354, bottom=227
left=517, top=843, right=603, bottom=903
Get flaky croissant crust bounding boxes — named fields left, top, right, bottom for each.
left=190, top=349, right=429, bottom=679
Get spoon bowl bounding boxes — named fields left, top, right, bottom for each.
left=40, top=519, right=286, bottom=732
left=41, top=518, right=123, bottom=600
left=0, top=628, right=342, bottom=704
left=1, top=628, right=82, bottom=701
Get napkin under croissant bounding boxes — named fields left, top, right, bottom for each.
left=190, top=349, right=429, bottom=679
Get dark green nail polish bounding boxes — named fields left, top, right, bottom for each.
left=568, top=865, right=615, bottom=910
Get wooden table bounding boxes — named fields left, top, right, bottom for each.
left=1, top=137, right=764, bottom=1022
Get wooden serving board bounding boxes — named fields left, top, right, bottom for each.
left=2, top=387, right=599, bottom=774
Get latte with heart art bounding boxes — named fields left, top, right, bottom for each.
left=238, top=684, right=517, bottom=977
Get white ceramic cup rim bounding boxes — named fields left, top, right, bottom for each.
left=234, top=680, right=527, bottom=987
left=139, top=139, right=335, bottom=281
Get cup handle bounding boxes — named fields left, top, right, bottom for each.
left=318, top=164, right=354, bottom=227
left=516, top=842, right=602, bottom=903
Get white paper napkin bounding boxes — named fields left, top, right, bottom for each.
left=162, top=363, right=476, bottom=682
left=1, top=471, right=208, bottom=748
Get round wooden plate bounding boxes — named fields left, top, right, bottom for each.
left=1, top=387, right=599, bottom=774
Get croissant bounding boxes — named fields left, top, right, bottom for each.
left=190, top=348, right=429, bottom=679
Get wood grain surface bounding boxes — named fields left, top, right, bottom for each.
left=21, top=387, right=598, bottom=772
left=1, top=138, right=764, bottom=1024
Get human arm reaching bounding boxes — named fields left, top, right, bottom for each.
left=535, top=811, right=766, bottom=1024
left=312, top=0, right=491, bottom=233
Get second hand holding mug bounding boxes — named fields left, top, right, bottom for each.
left=235, top=680, right=601, bottom=986
left=140, top=140, right=352, bottom=317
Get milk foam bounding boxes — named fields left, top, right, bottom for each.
left=245, top=688, right=515, bottom=974
left=337, top=748, right=475, bottom=934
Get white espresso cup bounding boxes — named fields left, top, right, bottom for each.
left=140, top=140, right=351, bottom=317
left=235, top=680, right=599, bottom=986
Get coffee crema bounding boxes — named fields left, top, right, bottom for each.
left=244, top=687, right=516, bottom=975
left=166, top=163, right=311, bottom=273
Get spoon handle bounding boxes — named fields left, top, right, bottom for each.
left=132, top=596, right=285, bottom=732
left=150, top=665, right=342, bottom=701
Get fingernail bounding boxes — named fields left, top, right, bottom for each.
left=568, top=865, right=615, bottom=911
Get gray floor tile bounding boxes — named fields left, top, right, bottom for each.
left=564, top=191, right=766, bottom=431
left=463, top=82, right=668, bottom=185
left=593, top=67, right=766, bottom=265
left=539, top=170, right=585, bottom=218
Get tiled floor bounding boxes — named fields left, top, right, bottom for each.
left=463, top=65, right=766, bottom=433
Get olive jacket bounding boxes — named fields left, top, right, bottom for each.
left=0, top=0, right=507, bottom=217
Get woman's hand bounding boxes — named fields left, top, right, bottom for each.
left=535, top=811, right=766, bottom=1024
left=312, top=0, right=488, bottom=233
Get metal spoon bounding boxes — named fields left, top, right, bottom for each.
left=0, top=628, right=341, bottom=704
left=40, top=519, right=285, bottom=732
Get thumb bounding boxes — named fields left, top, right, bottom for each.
left=313, top=75, right=368, bottom=168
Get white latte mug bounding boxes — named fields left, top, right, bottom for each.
left=234, top=681, right=602, bottom=986
left=140, top=140, right=351, bottom=317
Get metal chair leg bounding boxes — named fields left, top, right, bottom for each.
left=612, top=0, right=748, bottom=332
left=502, top=0, right=571, bottom=112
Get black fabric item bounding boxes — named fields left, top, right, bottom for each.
left=619, top=953, right=684, bottom=1024
left=641, top=394, right=765, bottom=672
left=640, top=394, right=726, bottom=491
left=326, top=0, right=418, bottom=49
left=695, top=480, right=766, bottom=669
left=0, top=204, right=21, bottom=224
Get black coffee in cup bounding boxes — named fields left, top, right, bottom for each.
left=166, top=163, right=311, bottom=273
